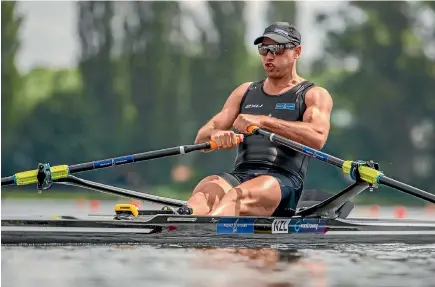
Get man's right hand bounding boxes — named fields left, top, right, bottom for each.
left=210, top=130, right=243, bottom=149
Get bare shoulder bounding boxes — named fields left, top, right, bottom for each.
left=231, top=82, right=253, bottom=99
left=224, top=82, right=253, bottom=106
left=305, top=86, right=333, bottom=109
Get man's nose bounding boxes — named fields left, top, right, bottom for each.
left=265, top=51, right=275, bottom=59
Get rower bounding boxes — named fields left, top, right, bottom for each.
left=174, top=22, right=334, bottom=217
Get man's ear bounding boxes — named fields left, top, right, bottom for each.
left=294, top=45, right=302, bottom=59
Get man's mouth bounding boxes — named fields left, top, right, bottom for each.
left=265, top=63, right=274, bottom=71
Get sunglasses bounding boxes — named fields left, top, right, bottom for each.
left=257, top=44, right=295, bottom=56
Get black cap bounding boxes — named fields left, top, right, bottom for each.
left=253, top=22, right=301, bottom=46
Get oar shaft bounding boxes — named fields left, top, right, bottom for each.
left=2, top=176, right=14, bottom=186
left=380, top=176, right=435, bottom=203
left=68, top=143, right=211, bottom=174
left=1, top=141, right=216, bottom=187
left=249, top=127, right=345, bottom=168
left=248, top=126, right=435, bottom=203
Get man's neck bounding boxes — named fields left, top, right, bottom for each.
left=266, top=67, right=302, bottom=89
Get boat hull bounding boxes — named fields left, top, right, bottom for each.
left=2, top=229, right=435, bottom=246
left=2, top=215, right=435, bottom=246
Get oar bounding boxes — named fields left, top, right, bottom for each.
left=247, top=126, right=435, bottom=204
left=56, top=175, right=187, bottom=207
left=1, top=137, right=242, bottom=189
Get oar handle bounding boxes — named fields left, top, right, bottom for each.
left=208, top=134, right=244, bottom=150
left=2, top=176, right=14, bottom=186
left=247, top=125, right=259, bottom=134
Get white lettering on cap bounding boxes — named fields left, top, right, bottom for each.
left=274, top=28, right=290, bottom=38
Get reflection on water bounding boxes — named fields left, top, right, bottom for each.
left=2, top=243, right=435, bottom=287
left=189, top=247, right=326, bottom=287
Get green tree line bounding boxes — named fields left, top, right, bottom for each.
left=2, top=1, right=434, bottom=201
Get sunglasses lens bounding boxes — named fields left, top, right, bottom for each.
left=258, top=45, right=285, bottom=55
left=258, top=47, right=268, bottom=56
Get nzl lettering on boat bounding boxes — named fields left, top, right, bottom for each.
left=272, top=219, right=291, bottom=234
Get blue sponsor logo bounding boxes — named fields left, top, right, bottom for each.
left=216, top=217, right=256, bottom=234
left=113, top=155, right=134, bottom=165
left=93, top=155, right=134, bottom=169
left=289, top=218, right=327, bottom=234
left=301, top=147, right=329, bottom=161
left=93, top=159, right=113, bottom=168
left=275, top=103, right=295, bottom=110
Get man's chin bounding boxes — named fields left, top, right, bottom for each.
left=265, top=72, right=281, bottom=79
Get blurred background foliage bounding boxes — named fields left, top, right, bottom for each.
left=2, top=1, right=434, bottom=204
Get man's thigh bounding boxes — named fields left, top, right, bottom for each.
left=211, top=175, right=283, bottom=216
left=268, top=172, right=303, bottom=217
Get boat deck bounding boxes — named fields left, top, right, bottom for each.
left=2, top=215, right=435, bottom=246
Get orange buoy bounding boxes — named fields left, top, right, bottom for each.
left=424, top=204, right=435, bottom=215
left=89, top=200, right=101, bottom=212
left=394, top=206, right=407, bottom=218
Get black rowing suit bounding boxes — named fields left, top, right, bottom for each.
left=218, top=80, right=315, bottom=217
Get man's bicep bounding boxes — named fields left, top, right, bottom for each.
left=212, top=82, right=252, bottom=130
left=302, top=87, right=333, bottom=134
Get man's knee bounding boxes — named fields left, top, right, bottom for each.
left=191, top=175, right=234, bottom=200
left=231, top=176, right=280, bottom=201
left=188, top=175, right=234, bottom=212
left=192, top=175, right=226, bottom=193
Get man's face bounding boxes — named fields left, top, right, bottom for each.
left=260, top=38, right=301, bottom=78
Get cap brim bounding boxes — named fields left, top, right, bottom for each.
left=253, top=33, right=290, bottom=45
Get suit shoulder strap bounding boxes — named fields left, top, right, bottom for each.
left=239, top=80, right=264, bottom=111
left=297, top=81, right=316, bottom=119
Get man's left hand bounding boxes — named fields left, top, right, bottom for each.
left=233, top=114, right=265, bottom=134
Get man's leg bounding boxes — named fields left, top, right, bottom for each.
left=208, top=175, right=282, bottom=217
left=185, top=175, right=234, bottom=215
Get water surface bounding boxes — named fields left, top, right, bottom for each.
left=2, top=199, right=435, bottom=287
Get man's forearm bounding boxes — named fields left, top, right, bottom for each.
left=195, top=117, right=231, bottom=145
left=194, top=121, right=216, bottom=144
left=259, top=116, right=326, bottom=149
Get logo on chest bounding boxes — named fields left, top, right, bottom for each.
left=275, top=103, right=295, bottom=110
left=245, top=104, right=263, bottom=109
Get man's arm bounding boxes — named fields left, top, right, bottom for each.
left=194, top=82, right=252, bottom=144
left=259, top=86, right=333, bottom=150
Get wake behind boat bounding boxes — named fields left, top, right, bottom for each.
left=2, top=126, right=435, bottom=246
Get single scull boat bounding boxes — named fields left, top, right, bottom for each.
left=2, top=126, right=435, bottom=246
